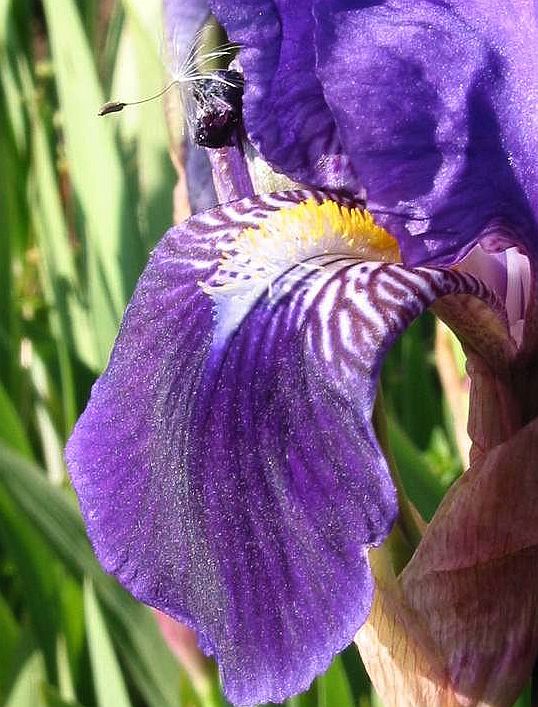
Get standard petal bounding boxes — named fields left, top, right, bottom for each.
left=184, top=143, right=218, bottom=214
left=163, top=0, right=209, bottom=69
left=162, top=1, right=219, bottom=214
left=208, top=0, right=359, bottom=191
left=313, top=1, right=538, bottom=264
left=66, top=191, right=505, bottom=705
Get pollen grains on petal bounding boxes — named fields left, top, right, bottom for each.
left=202, top=198, right=401, bottom=302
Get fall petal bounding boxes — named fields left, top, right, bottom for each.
left=66, top=190, right=509, bottom=704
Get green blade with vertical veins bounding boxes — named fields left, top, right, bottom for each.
left=42, top=0, right=146, bottom=368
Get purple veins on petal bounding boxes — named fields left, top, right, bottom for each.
left=66, top=191, right=508, bottom=705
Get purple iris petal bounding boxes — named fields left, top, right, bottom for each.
left=206, top=0, right=538, bottom=264
left=185, top=143, right=218, bottom=213
left=208, top=0, right=359, bottom=191
left=161, top=0, right=218, bottom=213
left=163, top=0, right=209, bottom=67
left=313, top=1, right=538, bottom=265
left=457, top=242, right=532, bottom=345
left=67, top=191, right=503, bottom=704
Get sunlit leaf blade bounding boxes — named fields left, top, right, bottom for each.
left=54, top=635, right=76, bottom=705
left=22, top=63, right=99, bottom=372
left=84, top=579, right=132, bottom=707
left=26, top=348, right=65, bottom=484
left=42, top=0, right=146, bottom=367
left=111, top=610, right=181, bottom=707
left=0, top=443, right=181, bottom=707
left=0, top=0, right=11, bottom=53
left=111, top=0, right=175, bottom=248
left=3, top=652, right=47, bottom=707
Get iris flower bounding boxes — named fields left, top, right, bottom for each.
left=66, top=2, right=538, bottom=705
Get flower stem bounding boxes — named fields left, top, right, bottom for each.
left=434, top=319, right=470, bottom=468
left=372, top=387, right=423, bottom=559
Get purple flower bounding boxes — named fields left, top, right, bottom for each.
left=66, top=2, right=538, bottom=705
left=209, top=1, right=538, bottom=263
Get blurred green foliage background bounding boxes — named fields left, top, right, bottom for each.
left=0, top=1, right=531, bottom=705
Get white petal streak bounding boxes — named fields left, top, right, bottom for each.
left=301, top=262, right=503, bottom=378
left=179, top=191, right=504, bottom=368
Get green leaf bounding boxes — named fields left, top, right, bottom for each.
left=84, top=579, right=132, bottom=707
left=0, top=592, right=20, bottom=696
left=386, top=415, right=445, bottom=521
left=382, top=314, right=443, bottom=450
left=0, top=41, right=28, bottom=155
left=316, top=656, right=355, bottom=707
left=0, top=379, right=32, bottom=458
left=513, top=681, right=531, bottom=707
left=0, top=443, right=180, bottom=707
left=370, top=686, right=384, bottom=707
left=21, top=59, right=99, bottom=373
left=42, top=683, right=85, bottom=707
left=0, top=60, right=28, bottom=391
left=0, top=0, right=12, bottom=53
left=0, top=480, right=60, bottom=684
left=284, top=685, right=317, bottom=707
left=3, top=651, right=47, bottom=707
left=58, top=576, right=87, bottom=699
left=113, top=0, right=175, bottom=248
left=55, top=634, right=76, bottom=704
left=42, top=0, right=146, bottom=367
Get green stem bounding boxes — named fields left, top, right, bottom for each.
left=372, top=387, right=423, bottom=558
